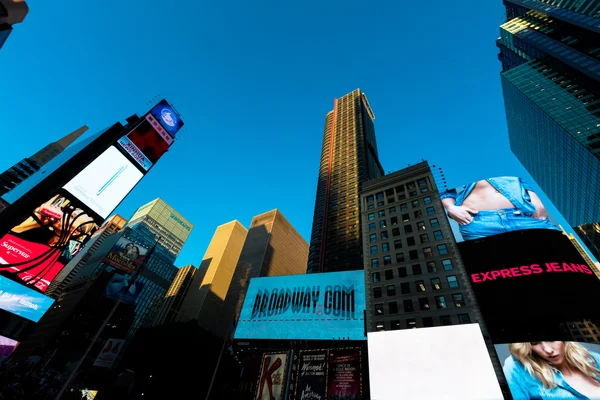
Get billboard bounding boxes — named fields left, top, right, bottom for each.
left=0, top=275, right=54, bottom=322
left=0, top=335, right=19, bottom=362
left=104, top=273, right=143, bottom=305
left=93, top=338, right=125, bottom=368
left=255, top=352, right=289, bottom=400
left=63, top=146, right=143, bottom=218
left=103, top=237, right=148, bottom=273
left=368, top=324, right=503, bottom=400
left=234, top=270, right=365, bottom=341
left=440, top=176, right=560, bottom=242
left=0, top=193, right=99, bottom=292
left=294, top=350, right=327, bottom=400
left=149, top=99, right=184, bottom=137
left=327, top=349, right=361, bottom=400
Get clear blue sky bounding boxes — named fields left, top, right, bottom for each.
left=0, top=0, right=586, bottom=267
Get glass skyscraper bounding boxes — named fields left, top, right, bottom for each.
left=497, top=0, right=600, bottom=226
left=307, top=89, right=384, bottom=273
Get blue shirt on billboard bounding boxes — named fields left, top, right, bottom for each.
left=503, top=354, right=600, bottom=399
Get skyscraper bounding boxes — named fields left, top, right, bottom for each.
left=307, top=89, right=384, bottom=274
left=0, top=0, right=28, bottom=50
left=154, top=264, right=198, bottom=326
left=497, top=1, right=600, bottom=226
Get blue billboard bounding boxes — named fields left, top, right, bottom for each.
left=234, top=270, right=366, bottom=341
left=0, top=275, right=55, bottom=322
left=149, top=100, right=183, bottom=137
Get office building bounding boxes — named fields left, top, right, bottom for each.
left=575, top=222, right=600, bottom=262
left=497, top=1, right=600, bottom=226
left=217, top=210, right=308, bottom=338
left=307, top=89, right=384, bottom=274
left=154, top=264, right=198, bottom=326
left=361, top=162, right=480, bottom=332
left=175, top=221, right=248, bottom=334
left=0, top=0, right=28, bottom=50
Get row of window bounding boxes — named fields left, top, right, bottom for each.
left=366, top=195, right=434, bottom=211
left=370, top=243, right=449, bottom=258
left=371, top=259, right=454, bottom=282
left=368, top=218, right=440, bottom=232
left=375, top=313, right=471, bottom=331
left=374, top=293, right=466, bottom=316
left=369, top=229, right=443, bottom=244
left=368, top=206, right=436, bottom=221
left=373, top=275, right=460, bottom=298
left=366, top=179, right=430, bottom=207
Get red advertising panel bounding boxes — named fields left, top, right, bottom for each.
left=327, top=349, right=361, bottom=400
left=117, top=115, right=173, bottom=171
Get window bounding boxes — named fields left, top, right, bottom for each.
left=436, top=296, right=448, bottom=309
left=424, top=261, right=435, bottom=273
left=377, top=201, right=384, bottom=207
left=417, top=221, right=426, bottom=231
left=417, top=178, right=427, bottom=187
left=441, top=259, right=453, bottom=270
left=430, top=218, right=439, bottom=227
left=400, top=203, right=408, bottom=212
left=403, top=299, right=414, bottom=312
left=419, top=297, right=430, bottom=310
left=404, top=225, right=413, bottom=234
left=392, top=228, right=400, bottom=237
left=369, top=234, right=377, bottom=243
left=381, top=231, right=389, bottom=240
left=388, top=302, right=398, bottom=314
left=378, top=210, right=385, bottom=217
left=416, top=280, right=426, bottom=292
left=400, top=282, right=410, bottom=294
left=391, top=320, right=401, bottom=330
left=412, top=264, right=422, bottom=276
left=440, top=315, right=452, bottom=326
left=394, top=239, right=402, bottom=249
left=398, top=267, right=407, bottom=278
left=382, top=243, right=390, bottom=252
left=368, top=204, right=374, bottom=210
left=390, top=216, right=398, bottom=225
left=437, top=244, right=449, bottom=255
left=407, top=319, right=417, bottom=329
left=433, top=230, right=443, bottom=240
left=366, top=195, right=374, bottom=204
left=369, top=223, right=376, bottom=231
left=376, top=323, right=385, bottom=331
left=387, top=285, right=396, bottom=296
left=411, top=200, right=420, bottom=208
left=402, top=213, right=410, bottom=223
left=383, top=255, right=392, bottom=265
left=375, top=304, right=384, bottom=315
left=423, top=196, right=432, bottom=205
left=420, top=233, right=429, bottom=243
left=409, top=250, right=418, bottom=260
left=380, top=220, right=387, bottom=228
left=389, top=207, right=396, bottom=214
left=421, top=186, right=429, bottom=193
left=458, top=314, right=471, bottom=324
left=423, top=317, right=434, bottom=327
left=370, top=245, right=378, bottom=255
left=385, top=270, right=394, bottom=280
left=376, top=192, right=384, bottom=200
left=406, top=236, right=415, bottom=246
left=414, top=210, right=423, bottom=218
left=453, top=293, right=466, bottom=307
left=431, top=278, right=441, bottom=290
left=423, top=247, right=433, bottom=257
left=372, top=272, right=380, bottom=283
left=447, top=275, right=459, bottom=288
left=373, top=287, right=382, bottom=298
left=396, top=253, right=405, bottom=263
left=426, top=206, right=435, bottom=216
left=371, top=258, right=379, bottom=268
left=368, top=213, right=375, bottom=221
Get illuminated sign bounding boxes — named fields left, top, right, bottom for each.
left=0, top=275, right=55, bottom=321
left=255, top=352, right=288, bottom=400
left=102, top=237, right=148, bottom=273
left=235, top=270, right=365, bottom=340
left=170, top=213, right=191, bottom=231
left=150, top=100, right=184, bottom=137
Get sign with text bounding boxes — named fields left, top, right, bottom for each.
left=234, top=270, right=365, bottom=341
left=294, top=350, right=327, bottom=400
left=327, top=349, right=361, bottom=400
left=255, top=352, right=288, bottom=400
left=102, top=237, right=148, bottom=273
left=0, top=275, right=54, bottom=322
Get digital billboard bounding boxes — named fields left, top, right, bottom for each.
left=294, top=350, right=327, bottom=400
left=368, top=324, right=503, bottom=400
left=93, top=338, right=125, bottom=368
left=0, top=275, right=55, bottom=322
left=149, top=99, right=183, bottom=137
left=255, top=352, right=289, bottom=400
left=102, top=237, right=148, bottom=273
left=63, top=146, right=143, bottom=218
left=328, top=349, right=361, bottom=400
left=0, top=335, right=19, bottom=361
left=0, top=193, right=99, bottom=292
left=104, top=273, right=143, bottom=305
left=234, top=270, right=365, bottom=341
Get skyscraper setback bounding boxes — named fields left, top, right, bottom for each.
left=307, top=88, right=384, bottom=274
left=497, top=1, right=600, bottom=227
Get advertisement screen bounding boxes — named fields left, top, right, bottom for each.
left=149, top=100, right=183, bottom=137
left=0, top=335, right=19, bottom=362
left=440, top=176, right=560, bottom=242
left=234, top=270, right=365, bottom=341
left=104, top=273, right=143, bottom=305
left=0, top=193, right=99, bottom=292
left=117, top=114, right=173, bottom=172
left=102, top=237, right=148, bottom=273
left=255, top=352, right=288, bottom=400
left=327, top=349, right=361, bottom=400
left=496, top=341, right=600, bottom=400
left=0, top=275, right=55, bottom=322
left=294, top=350, right=327, bottom=400
left=93, top=338, right=125, bottom=368
left=368, top=324, right=503, bottom=400
left=64, top=146, right=143, bottom=218
left=458, top=228, right=600, bottom=343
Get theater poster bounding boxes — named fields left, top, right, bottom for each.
left=327, top=349, right=361, bottom=400
left=294, top=350, right=327, bottom=400
left=255, top=352, right=289, bottom=400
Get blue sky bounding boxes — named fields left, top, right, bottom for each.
left=0, top=1, right=586, bottom=267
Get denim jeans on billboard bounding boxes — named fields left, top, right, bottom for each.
left=459, top=208, right=560, bottom=241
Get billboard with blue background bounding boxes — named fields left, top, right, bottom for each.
left=234, top=270, right=366, bottom=341
left=149, top=100, right=183, bottom=137
left=0, top=275, right=54, bottom=322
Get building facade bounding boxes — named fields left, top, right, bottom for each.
left=0, top=0, right=28, bottom=50
left=575, top=222, right=600, bottom=262
left=497, top=0, right=600, bottom=226
left=307, top=89, right=384, bottom=274
left=154, top=264, right=197, bottom=326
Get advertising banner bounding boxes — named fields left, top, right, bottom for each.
left=117, top=136, right=153, bottom=171
left=294, top=350, right=327, bottom=400
left=0, top=193, right=99, bottom=292
left=0, top=335, right=19, bottom=362
left=102, top=237, right=148, bottom=273
left=0, top=275, right=54, bottom=322
left=235, top=270, right=365, bottom=341
left=255, top=352, right=289, bottom=400
left=149, top=99, right=184, bottom=137
left=104, top=273, right=143, bottom=305
left=117, top=115, right=173, bottom=173
left=327, top=349, right=361, bottom=400
left=93, top=338, right=125, bottom=368
left=63, top=146, right=143, bottom=218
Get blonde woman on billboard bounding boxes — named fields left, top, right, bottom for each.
left=504, top=341, right=600, bottom=399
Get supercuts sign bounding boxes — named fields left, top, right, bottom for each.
left=235, top=270, right=366, bottom=341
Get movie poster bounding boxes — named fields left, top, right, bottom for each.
left=295, top=350, right=327, bottom=400
left=327, top=349, right=361, bottom=400
left=256, top=352, right=289, bottom=400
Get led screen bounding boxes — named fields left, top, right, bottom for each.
left=149, top=99, right=184, bottom=137
left=64, top=146, right=143, bottom=218
left=117, top=115, right=172, bottom=171
left=0, top=275, right=54, bottom=321
left=255, top=352, right=288, bottom=400
left=102, top=237, right=148, bottom=273
left=0, top=193, right=99, bottom=292
left=368, top=324, right=503, bottom=400
left=0, top=335, right=19, bottom=361
left=234, top=270, right=365, bottom=341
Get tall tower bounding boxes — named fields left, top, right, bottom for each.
left=307, top=89, right=384, bottom=274
left=497, top=1, right=600, bottom=226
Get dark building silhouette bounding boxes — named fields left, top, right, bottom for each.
left=0, top=0, right=28, bottom=50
